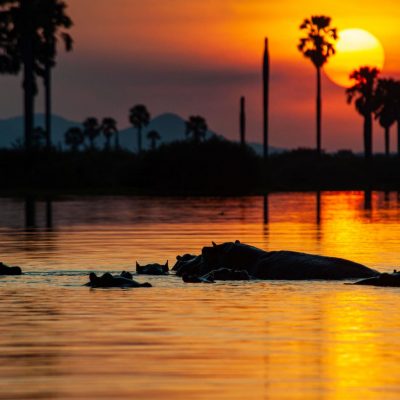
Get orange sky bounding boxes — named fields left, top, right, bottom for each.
left=1, top=0, right=399, bottom=151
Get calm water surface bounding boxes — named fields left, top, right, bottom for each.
left=1, top=192, right=400, bottom=399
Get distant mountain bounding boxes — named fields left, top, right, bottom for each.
left=0, top=113, right=285, bottom=154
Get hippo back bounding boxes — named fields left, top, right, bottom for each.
left=253, top=251, right=379, bottom=280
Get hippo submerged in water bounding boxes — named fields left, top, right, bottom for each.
left=173, top=241, right=379, bottom=281
left=181, top=268, right=251, bottom=283
left=136, top=261, right=169, bottom=275
left=85, top=272, right=152, bottom=288
left=353, top=270, right=400, bottom=287
left=0, top=262, right=22, bottom=276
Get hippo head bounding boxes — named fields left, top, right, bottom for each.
left=136, top=261, right=169, bottom=275
left=89, top=272, right=98, bottom=284
left=202, top=240, right=241, bottom=265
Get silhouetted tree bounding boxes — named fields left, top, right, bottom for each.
left=185, top=116, right=208, bottom=143
left=129, top=105, right=150, bottom=153
left=65, top=127, right=84, bottom=151
left=83, top=117, right=100, bottom=150
left=375, top=78, right=396, bottom=156
left=298, top=16, right=338, bottom=155
left=347, top=67, right=380, bottom=159
left=101, top=117, right=117, bottom=150
left=147, top=130, right=161, bottom=150
left=0, top=1, right=72, bottom=151
left=36, top=0, right=73, bottom=150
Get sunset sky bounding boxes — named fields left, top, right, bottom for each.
left=1, top=0, right=399, bottom=151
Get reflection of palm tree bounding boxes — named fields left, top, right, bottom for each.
left=298, top=16, right=338, bottom=154
left=147, top=130, right=161, bottom=150
left=347, top=67, right=380, bottom=159
left=37, top=0, right=73, bottom=150
left=101, top=117, right=118, bottom=150
left=129, top=105, right=150, bottom=153
left=83, top=117, right=100, bottom=150
left=65, top=127, right=84, bottom=151
left=185, top=116, right=208, bottom=142
left=375, top=79, right=396, bottom=156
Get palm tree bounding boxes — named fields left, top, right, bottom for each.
left=147, top=130, right=161, bottom=150
left=298, top=16, right=338, bottom=155
left=83, top=117, right=100, bottom=150
left=346, top=67, right=380, bottom=159
left=101, top=117, right=118, bottom=150
left=36, top=0, right=73, bottom=151
left=0, top=1, right=73, bottom=151
left=185, top=116, right=208, bottom=142
left=65, top=127, right=84, bottom=151
left=129, top=105, right=150, bottom=153
left=375, top=78, right=396, bottom=156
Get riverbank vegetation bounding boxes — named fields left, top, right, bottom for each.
left=1, top=138, right=399, bottom=196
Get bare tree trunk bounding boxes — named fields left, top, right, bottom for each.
left=240, top=96, right=246, bottom=146
left=316, top=66, right=322, bottom=155
left=263, top=38, right=269, bottom=160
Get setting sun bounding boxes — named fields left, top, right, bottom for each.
left=325, top=29, right=385, bottom=87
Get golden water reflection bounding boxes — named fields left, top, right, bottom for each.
left=0, top=192, right=400, bottom=399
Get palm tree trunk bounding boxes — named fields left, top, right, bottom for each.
left=115, top=131, right=120, bottom=150
left=22, top=0, right=35, bottom=152
left=151, top=138, right=156, bottom=150
left=364, top=112, right=373, bottom=159
left=44, top=62, right=52, bottom=150
left=397, top=119, right=400, bottom=157
left=384, top=127, right=390, bottom=157
left=138, top=127, right=142, bottom=153
left=316, top=66, right=322, bottom=155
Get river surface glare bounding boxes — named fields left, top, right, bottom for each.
left=1, top=192, right=400, bottom=400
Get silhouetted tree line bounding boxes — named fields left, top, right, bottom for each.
left=62, top=104, right=209, bottom=153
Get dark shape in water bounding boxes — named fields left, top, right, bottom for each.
left=85, top=272, right=152, bottom=288
left=353, top=271, right=400, bottom=287
left=0, top=262, right=22, bottom=276
left=182, top=272, right=214, bottom=284
left=136, top=261, right=169, bottom=275
left=174, top=241, right=379, bottom=280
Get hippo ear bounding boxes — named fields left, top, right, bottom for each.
left=165, top=260, right=169, bottom=267
left=235, top=240, right=241, bottom=244
left=212, top=241, right=217, bottom=247
left=177, top=255, right=181, bottom=260
left=136, top=261, right=140, bottom=268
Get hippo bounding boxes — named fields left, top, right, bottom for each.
left=85, top=272, right=152, bottom=288
left=136, top=261, right=169, bottom=275
left=182, top=272, right=214, bottom=284
left=353, top=271, right=400, bottom=287
left=173, top=254, right=205, bottom=277
left=174, top=241, right=379, bottom=280
left=181, top=268, right=251, bottom=284
left=204, top=268, right=251, bottom=281
left=0, top=262, right=22, bottom=276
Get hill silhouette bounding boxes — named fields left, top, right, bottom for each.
left=0, top=113, right=285, bottom=154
